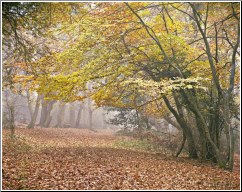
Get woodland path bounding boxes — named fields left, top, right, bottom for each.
left=2, top=128, right=240, bottom=190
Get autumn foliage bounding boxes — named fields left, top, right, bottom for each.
left=1, top=2, right=240, bottom=190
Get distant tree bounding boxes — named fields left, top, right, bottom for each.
left=106, top=107, right=150, bottom=133
left=2, top=91, right=18, bottom=137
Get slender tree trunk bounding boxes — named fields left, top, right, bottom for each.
left=9, top=105, right=15, bottom=138
left=26, top=90, right=33, bottom=119
left=228, top=127, right=235, bottom=170
left=88, top=110, right=93, bottom=129
left=75, top=103, right=83, bottom=128
left=164, top=115, right=181, bottom=130
left=135, top=109, right=141, bottom=130
left=176, top=131, right=186, bottom=157
left=69, top=103, right=76, bottom=128
left=102, top=110, right=106, bottom=129
left=88, top=99, right=93, bottom=129
left=146, top=117, right=150, bottom=130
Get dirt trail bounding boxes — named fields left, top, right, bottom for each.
left=2, top=128, right=240, bottom=190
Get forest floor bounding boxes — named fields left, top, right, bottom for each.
left=2, top=127, right=240, bottom=190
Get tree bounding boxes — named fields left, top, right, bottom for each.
left=2, top=91, right=17, bottom=137
left=55, top=101, right=66, bottom=128
left=27, top=94, right=42, bottom=128
left=75, top=102, right=83, bottom=128
left=3, top=2, right=239, bottom=169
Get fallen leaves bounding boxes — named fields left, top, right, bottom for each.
left=2, top=128, right=240, bottom=190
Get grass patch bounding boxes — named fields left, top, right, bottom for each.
left=3, top=134, right=32, bottom=154
left=113, top=138, right=160, bottom=152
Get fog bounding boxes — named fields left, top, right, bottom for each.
left=3, top=90, right=108, bottom=129
left=2, top=89, right=179, bottom=134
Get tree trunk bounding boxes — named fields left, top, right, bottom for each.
left=102, top=110, right=106, bottom=129
left=9, top=105, right=15, bottom=138
left=164, top=115, right=181, bottom=130
left=26, top=90, right=33, bottom=119
left=39, top=99, right=55, bottom=128
left=43, top=100, right=56, bottom=128
left=176, top=131, right=186, bottom=157
left=39, top=99, right=47, bottom=127
left=88, top=110, right=93, bottom=129
left=181, top=90, right=224, bottom=166
left=27, top=94, right=42, bottom=128
left=88, top=99, right=93, bottom=129
left=44, top=116, right=52, bottom=128
left=222, top=93, right=235, bottom=170
left=146, top=117, right=150, bottom=130
left=163, top=96, right=198, bottom=158
left=55, top=102, right=66, bottom=128
left=75, top=103, right=83, bottom=128
left=195, top=116, right=208, bottom=161
left=69, top=103, right=76, bottom=128
left=135, top=109, right=141, bottom=130
left=183, top=124, right=198, bottom=158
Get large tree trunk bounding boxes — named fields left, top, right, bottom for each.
left=55, top=102, right=65, bottom=128
left=39, top=99, right=48, bottom=127
left=27, top=94, right=42, bottom=128
left=182, top=121, right=198, bottom=158
left=182, top=90, right=224, bottom=166
left=39, top=99, right=55, bottom=128
left=207, top=104, right=221, bottom=162
left=221, top=93, right=235, bottom=170
left=43, top=100, right=56, bottom=128
left=195, top=117, right=208, bottom=161
left=163, top=96, right=198, bottom=158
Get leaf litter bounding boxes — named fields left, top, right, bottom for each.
left=2, top=128, right=240, bottom=190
